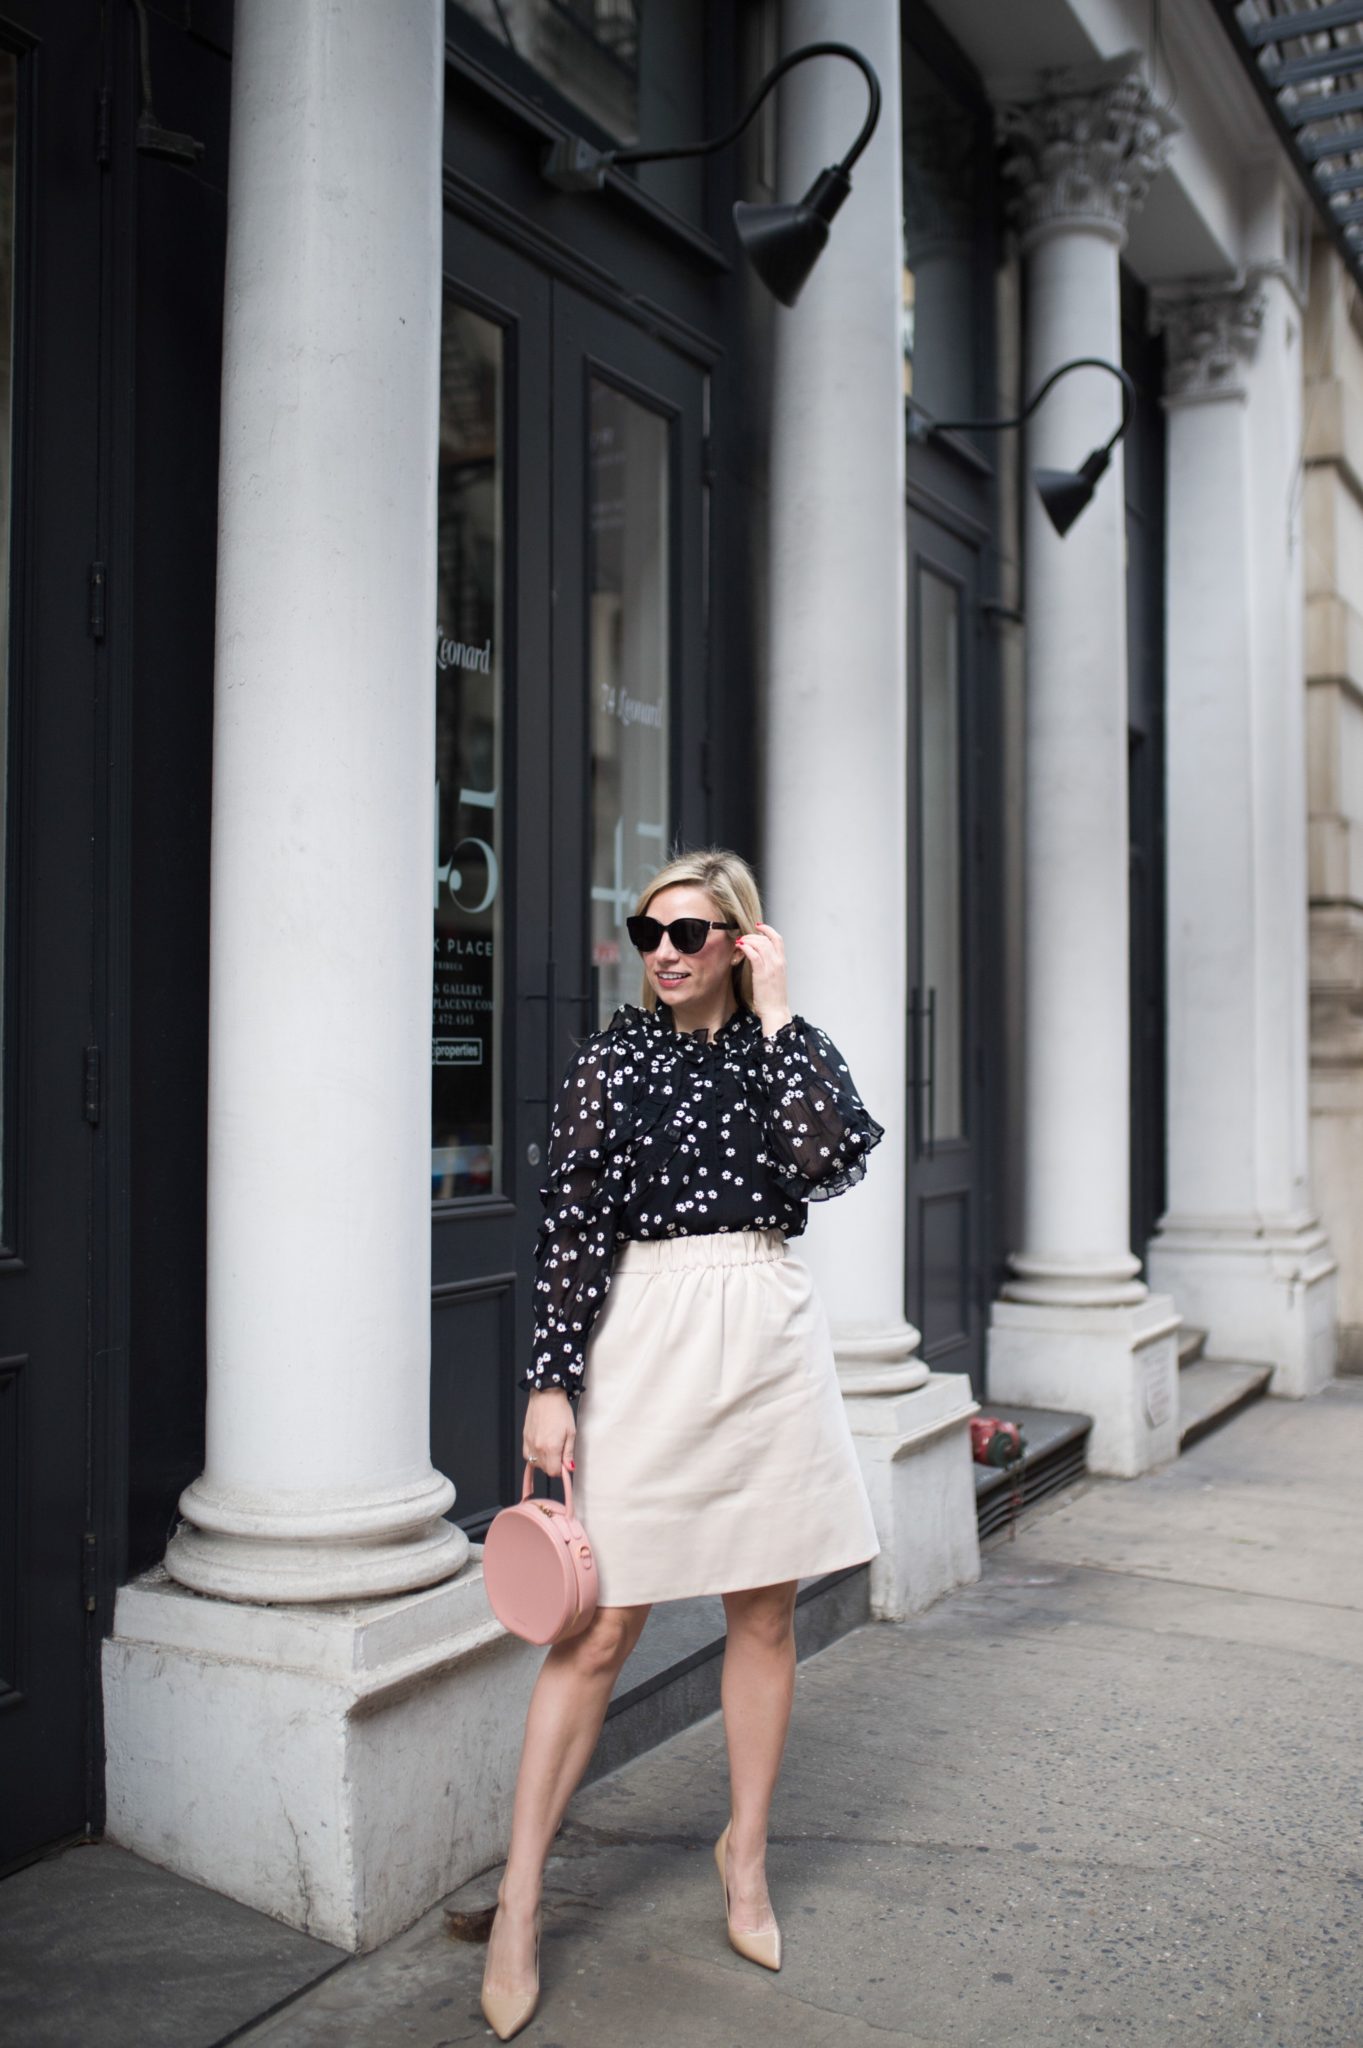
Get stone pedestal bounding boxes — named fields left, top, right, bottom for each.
left=104, top=1565, right=539, bottom=1952
left=989, top=1297, right=1181, bottom=1478
left=986, top=60, right=1180, bottom=1474
left=843, top=1374, right=981, bottom=1618
left=766, top=0, right=977, bottom=1596
left=1147, top=271, right=1337, bottom=1397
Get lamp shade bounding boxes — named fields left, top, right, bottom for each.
left=733, top=201, right=829, bottom=306
left=733, top=164, right=852, bottom=307
left=1033, top=446, right=1112, bottom=538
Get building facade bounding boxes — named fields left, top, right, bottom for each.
left=1, top=0, right=1346, bottom=1947
left=1305, top=235, right=1363, bottom=1376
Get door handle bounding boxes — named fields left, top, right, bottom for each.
left=924, top=986, right=937, bottom=1160
left=908, top=986, right=937, bottom=1160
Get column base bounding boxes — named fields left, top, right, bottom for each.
left=842, top=1372, right=981, bottom=1620
left=164, top=1518, right=468, bottom=1605
left=102, top=1562, right=541, bottom=1951
left=1146, top=1217, right=1338, bottom=1397
left=834, top=1319, right=930, bottom=1396
left=987, top=1293, right=1181, bottom=1477
left=165, top=1469, right=467, bottom=1603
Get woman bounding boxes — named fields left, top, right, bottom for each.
left=480, top=847, right=883, bottom=2040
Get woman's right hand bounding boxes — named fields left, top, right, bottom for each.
left=523, top=1387, right=576, bottom=1477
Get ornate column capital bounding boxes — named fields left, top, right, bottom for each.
left=996, top=53, right=1176, bottom=251
left=1149, top=275, right=1268, bottom=404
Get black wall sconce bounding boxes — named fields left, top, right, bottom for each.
left=542, top=41, right=881, bottom=308
left=908, top=357, right=1137, bottom=537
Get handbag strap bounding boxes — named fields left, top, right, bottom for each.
left=520, top=1459, right=576, bottom=1519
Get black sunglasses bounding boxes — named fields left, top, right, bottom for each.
left=626, top=915, right=740, bottom=955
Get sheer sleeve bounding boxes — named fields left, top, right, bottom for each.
left=754, top=1015, right=885, bottom=1202
left=521, top=1032, right=624, bottom=1402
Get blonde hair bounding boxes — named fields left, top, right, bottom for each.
left=634, top=845, right=763, bottom=1013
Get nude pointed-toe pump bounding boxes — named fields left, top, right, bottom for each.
left=715, top=1820, right=782, bottom=1972
left=479, top=1903, right=541, bottom=2041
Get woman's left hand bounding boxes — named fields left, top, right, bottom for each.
left=735, top=922, right=793, bottom=1034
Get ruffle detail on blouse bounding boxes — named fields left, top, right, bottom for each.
left=752, top=1013, right=886, bottom=1202
left=531, top=1008, right=717, bottom=1247
left=606, top=1002, right=884, bottom=1204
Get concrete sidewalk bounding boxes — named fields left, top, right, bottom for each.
left=5, top=1378, right=1361, bottom=2047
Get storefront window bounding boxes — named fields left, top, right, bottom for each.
left=433, top=297, right=504, bottom=1200
left=453, top=0, right=641, bottom=140
left=588, top=380, right=670, bottom=1028
left=0, top=53, right=15, bottom=1245
left=449, top=2, right=706, bottom=219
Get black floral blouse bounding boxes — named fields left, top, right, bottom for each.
left=522, top=1002, right=885, bottom=1401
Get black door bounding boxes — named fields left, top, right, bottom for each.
left=430, top=214, right=707, bottom=1533
left=905, top=503, right=990, bottom=1393
left=1, top=2, right=104, bottom=1867
left=1122, top=268, right=1166, bottom=1270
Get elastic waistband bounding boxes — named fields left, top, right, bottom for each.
left=614, top=1227, right=787, bottom=1272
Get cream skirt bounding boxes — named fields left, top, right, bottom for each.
left=570, top=1227, right=880, bottom=1607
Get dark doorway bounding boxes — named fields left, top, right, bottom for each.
left=1, top=1, right=104, bottom=1869
left=1122, top=269, right=1167, bottom=1271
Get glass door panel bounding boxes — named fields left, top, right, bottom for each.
left=917, top=562, right=964, bottom=1146
left=433, top=296, right=505, bottom=1201
left=588, top=379, right=671, bottom=1027
left=549, top=283, right=703, bottom=1081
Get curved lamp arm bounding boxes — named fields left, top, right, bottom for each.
left=614, top=42, right=880, bottom=178
left=544, top=41, right=880, bottom=191
left=912, top=356, right=1136, bottom=454
left=907, top=357, right=1138, bottom=536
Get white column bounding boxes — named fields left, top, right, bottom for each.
left=162, top=0, right=466, bottom=1603
left=763, top=0, right=979, bottom=1619
left=1147, top=273, right=1337, bottom=1394
left=104, top=4, right=542, bottom=1954
left=986, top=59, right=1182, bottom=1476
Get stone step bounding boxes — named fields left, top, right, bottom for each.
left=1179, top=1325, right=1209, bottom=1369
left=1178, top=1356, right=1273, bottom=1450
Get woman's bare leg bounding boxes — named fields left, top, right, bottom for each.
left=718, top=1580, right=798, bottom=1933
left=483, top=1601, right=651, bottom=1996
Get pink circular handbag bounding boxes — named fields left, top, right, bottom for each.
left=482, top=1462, right=599, bottom=1645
